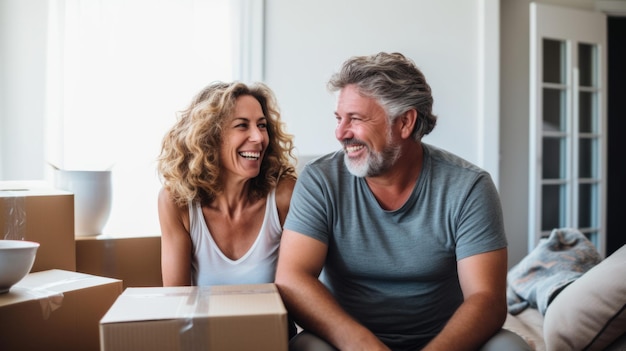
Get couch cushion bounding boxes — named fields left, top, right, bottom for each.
left=543, top=244, right=626, bottom=350
left=504, top=308, right=546, bottom=351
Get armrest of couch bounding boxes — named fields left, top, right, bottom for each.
left=504, top=308, right=545, bottom=351
left=504, top=244, right=626, bottom=351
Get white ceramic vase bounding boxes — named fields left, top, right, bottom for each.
left=54, top=170, right=112, bottom=237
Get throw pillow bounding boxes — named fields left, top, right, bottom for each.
left=543, top=244, right=626, bottom=350
left=507, top=228, right=602, bottom=315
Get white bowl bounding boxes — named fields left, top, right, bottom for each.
left=0, top=240, right=39, bottom=293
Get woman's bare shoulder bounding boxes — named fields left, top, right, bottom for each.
left=275, top=176, right=296, bottom=225
left=158, top=187, right=189, bottom=219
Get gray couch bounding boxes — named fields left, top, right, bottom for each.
left=504, top=232, right=625, bottom=351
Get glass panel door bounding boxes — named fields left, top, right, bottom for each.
left=540, top=38, right=570, bottom=234
left=529, top=3, right=607, bottom=255
left=576, top=42, right=602, bottom=244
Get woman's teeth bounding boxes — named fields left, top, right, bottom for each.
left=239, top=151, right=260, bottom=160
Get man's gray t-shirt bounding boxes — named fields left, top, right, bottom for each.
left=284, top=143, right=507, bottom=350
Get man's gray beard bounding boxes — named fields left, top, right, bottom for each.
left=345, top=142, right=401, bottom=178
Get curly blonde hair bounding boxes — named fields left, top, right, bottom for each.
left=157, top=81, right=296, bottom=207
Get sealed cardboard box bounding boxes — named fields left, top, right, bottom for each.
left=76, top=235, right=162, bottom=288
left=100, top=284, right=288, bottom=351
left=0, top=269, right=123, bottom=351
left=0, top=181, right=76, bottom=272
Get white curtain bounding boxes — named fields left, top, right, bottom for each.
left=44, top=0, right=258, bottom=236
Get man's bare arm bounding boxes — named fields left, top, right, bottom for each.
left=422, top=248, right=508, bottom=351
left=275, top=229, right=389, bottom=351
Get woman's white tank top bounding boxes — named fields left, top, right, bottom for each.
left=188, top=188, right=282, bottom=286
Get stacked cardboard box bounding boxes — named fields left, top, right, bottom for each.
left=0, top=181, right=75, bottom=272
left=76, top=235, right=163, bottom=288
left=0, top=269, right=123, bottom=351
left=100, top=283, right=288, bottom=351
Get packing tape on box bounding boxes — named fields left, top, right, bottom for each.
left=176, top=285, right=275, bottom=345
left=121, top=285, right=277, bottom=346
left=123, top=286, right=212, bottom=340
left=179, top=286, right=211, bottom=340
left=11, top=275, right=96, bottom=319
left=1, top=193, right=26, bottom=240
left=11, top=286, right=63, bottom=320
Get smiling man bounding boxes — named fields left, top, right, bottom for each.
left=275, top=52, right=531, bottom=351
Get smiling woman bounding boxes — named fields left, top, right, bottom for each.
left=42, top=0, right=264, bottom=236
left=155, top=81, right=296, bottom=302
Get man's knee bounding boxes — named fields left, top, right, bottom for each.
left=480, top=329, right=532, bottom=351
left=289, top=331, right=338, bottom=351
left=290, top=328, right=531, bottom=351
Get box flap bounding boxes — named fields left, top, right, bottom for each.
left=101, top=284, right=287, bottom=324
left=0, top=181, right=72, bottom=196
left=209, top=283, right=287, bottom=317
left=0, top=269, right=120, bottom=308
left=100, top=286, right=212, bottom=324
left=16, top=269, right=120, bottom=291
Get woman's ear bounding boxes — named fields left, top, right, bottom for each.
left=399, top=109, right=418, bottom=139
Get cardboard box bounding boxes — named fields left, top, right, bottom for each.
left=0, top=269, right=123, bottom=351
left=100, top=284, right=288, bottom=351
left=0, top=181, right=76, bottom=272
left=76, top=235, right=163, bottom=288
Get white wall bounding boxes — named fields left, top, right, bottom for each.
left=264, top=0, right=501, bottom=183
left=2, top=0, right=511, bottom=258
left=0, top=0, right=500, bottom=183
left=0, top=0, right=48, bottom=180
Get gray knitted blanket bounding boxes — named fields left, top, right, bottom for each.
left=506, top=228, right=602, bottom=315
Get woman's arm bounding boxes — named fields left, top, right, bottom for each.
left=157, top=188, right=192, bottom=286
